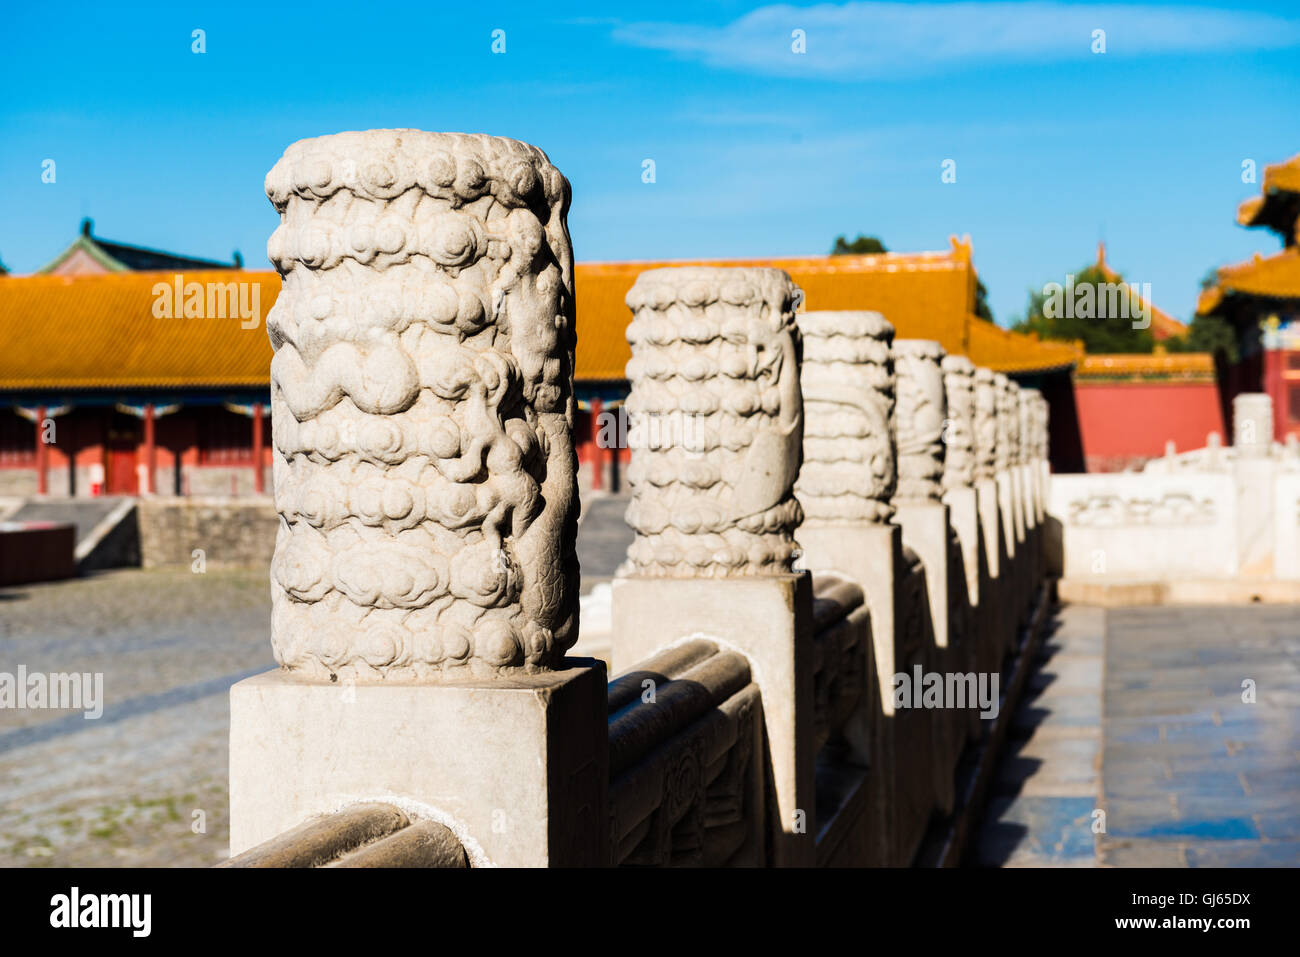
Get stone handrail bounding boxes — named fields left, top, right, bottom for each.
left=607, top=640, right=763, bottom=866
left=226, top=131, right=1058, bottom=868
left=221, top=802, right=467, bottom=868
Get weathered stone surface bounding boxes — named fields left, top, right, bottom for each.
left=994, top=373, right=1019, bottom=473
left=263, top=130, right=579, bottom=680
left=229, top=662, right=608, bottom=866
left=622, top=266, right=804, bottom=577
left=892, top=339, right=946, bottom=505
left=973, top=367, right=998, bottom=482
left=137, top=498, right=277, bottom=569
left=941, top=355, right=976, bottom=490
left=795, top=311, right=896, bottom=523
left=1234, top=392, right=1273, bottom=457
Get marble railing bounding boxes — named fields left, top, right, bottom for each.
left=226, top=132, right=1055, bottom=869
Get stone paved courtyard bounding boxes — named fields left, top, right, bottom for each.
left=2, top=552, right=1296, bottom=867
left=978, top=603, right=1300, bottom=867
left=0, top=568, right=272, bottom=867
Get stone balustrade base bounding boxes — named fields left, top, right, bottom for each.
left=229, top=662, right=609, bottom=867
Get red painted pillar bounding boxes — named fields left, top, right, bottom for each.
left=1264, top=348, right=1286, bottom=441
left=35, top=405, right=48, bottom=496
left=143, top=404, right=156, bottom=495
left=590, top=398, right=603, bottom=492
left=252, top=403, right=265, bottom=495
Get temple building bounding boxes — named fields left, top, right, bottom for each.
left=1199, top=153, right=1300, bottom=440
left=0, top=232, right=1083, bottom=496
left=1069, top=243, right=1222, bottom=472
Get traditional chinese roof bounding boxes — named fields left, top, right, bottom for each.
left=0, top=271, right=276, bottom=390
left=1093, top=242, right=1187, bottom=340
left=1197, top=247, right=1300, bottom=315
left=573, top=238, right=1080, bottom=379
left=36, top=219, right=242, bottom=277
left=1235, top=154, right=1300, bottom=243
left=0, top=242, right=1081, bottom=393
left=1075, top=352, right=1216, bottom=382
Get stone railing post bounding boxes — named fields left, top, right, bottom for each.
left=229, top=130, right=607, bottom=867
left=973, top=367, right=1002, bottom=585
left=891, top=340, right=950, bottom=649
left=793, top=310, right=899, bottom=865
left=942, top=355, right=980, bottom=608
left=941, top=354, right=985, bottom=748
left=610, top=266, right=815, bottom=865
left=1233, top=392, right=1277, bottom=574
left=891, top=339, right=962, bottom=819
left=993, top=374, right=1022, bottom=566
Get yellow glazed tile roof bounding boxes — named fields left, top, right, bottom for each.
left=1076, top=352, right=1216, bottom=381
left=0, top=244, right=1080, bottom=392
left=1198, top=248, right=1300, bottom=315
left=0, top=271, right=278, bottom=390
left=575, top=240, right=1078, bottom=379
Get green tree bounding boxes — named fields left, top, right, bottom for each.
left=974, top=277, right=994, bottom=323
left=830, top=234, right=887, bottom=255
left=1165, top=314, right=1239, bottom=363
left=1010, top=263, right=1155, bottom=353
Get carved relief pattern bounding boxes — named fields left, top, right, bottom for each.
left=892, top=339, right=947, bottom=504
left=941, top=355, right=976, bottom=490
left=264, top=130, right=579, bottom=680
left=795, top=311, right=897, bottom=523
left=1068, top=493, right=1218, bottom=527
left=973, top=367, right=998, bottom=482
left=622, top=267, right=804, bottom=577
left=993, top=374, right=1018, bottom=473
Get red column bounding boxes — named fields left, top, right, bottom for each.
left=252, top=403, right=265, bottom=495
left=1263, top=348, right=1287, bottom=441
left=143, top=403, right=156, bottom=495
left=35, top=405, right=48, bottom=496
left=589, top=398, right=603, bottom=492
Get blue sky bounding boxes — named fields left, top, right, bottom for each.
left=1, top=0, right=1298, bottom=325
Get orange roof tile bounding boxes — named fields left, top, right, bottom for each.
left=575, top=238, right=1077, bottom=379
left=1198, top=248, right=1300, bottom=315
left=1076, top=352, right=1216, bottom=381
left=0, top=243, right=1079, bottom=392
left=1234, top=154, right=1300, bottom=240
left=0, top=271, right=278, bottom=390
left=965, top=319, right=1083, bottom=374
left=1093, top=242, right=1187, bottom=340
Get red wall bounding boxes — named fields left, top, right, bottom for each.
left=1075, top=380, right=1225, bottom=472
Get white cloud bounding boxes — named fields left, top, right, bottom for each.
left=613, top=2, right=1300, bottom=79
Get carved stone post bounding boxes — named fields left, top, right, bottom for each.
left=1233, top=393, right=1277, bottom=574
left=994, top=374, right=1023, bottom=555
left=611, top=266, right=815, bottom=865
left=793, top=310, right=900, bottom=865
left=891, top=340, right=950, bottom=649
left=972, top=367, right=1009, bottom=656
left=229, top=130, right=607, bottom=866
left=1017, top=387, right=1045, bottom=598
left=996, top=375, right=1029, bottom=634
left=890, top=339, right=960, bottom=818
left=940, top=355, right=983, bottom=747
left=942, top=355, right=979, bottom=606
